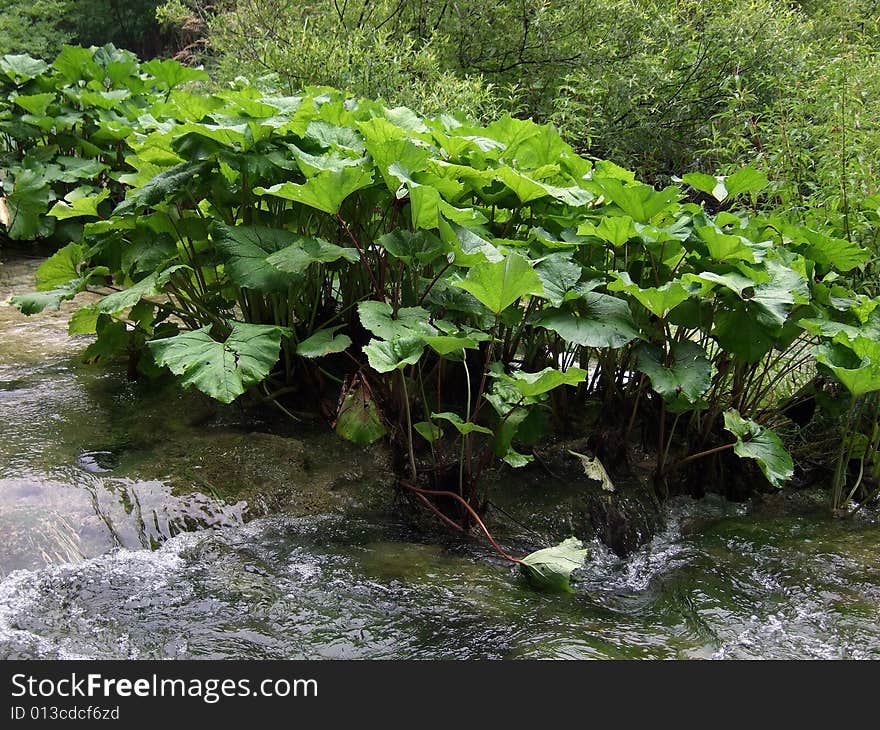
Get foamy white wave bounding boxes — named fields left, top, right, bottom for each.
left=0, top=531, right=200, bottom=659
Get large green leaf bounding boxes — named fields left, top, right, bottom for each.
left=609, top=272, right=692, bottom=318
left=454, top=252, right=544, bottom=314
left=142, top=59, right=209, bottom=91
left=34, top=243, right=84, bottom=290
left=713, top=302, right=777, bottom=363
left=682, top=172, right=728, bottom=202
left=255, top=165, right=374, bottom=214
left=635, top=341, right=712, bottom=408
left=266, top=236, right=358, bottom=274
left=12, top=243, right=99, bottom=314
left=815, top=337, right=880, bottom=397
left=536, top=255, right=584, bottom=307
left=687, top=167, right=767, bottom=202
left=363, top=337, right=425, bottom=373
left=431, top=412, right=493, bottom=436
left=792, top=227, right=870, bottom=273
left=357, top=302, right=436, bottom=340
left=0, top=54, right=48, bottom=82
left=577, top=215, right=638, bottom=247
left=519, top=537, right=588, bottom=593
left=12, top=287, right=80, bottom=315
left=537, top=294, right=639, bottom=349
left=723, top=409, right=793, bottom=488
left=114, top=161, right=211, bottom=215
left=377, top=229, right=447, bottom=264
left=48, top=189, right=109, bottom=220
left=296, top=327, right=352, bottom=358
left=93, top=266, right=187, bottom=315
left=4, top=167, right=50, bottom=240
left=724, top=167, right=769, bottom=198
left=422, top=333, right=482, bottom=357
left=148, top=322, right=287, bottom=404
left=213, top=223, right=300, bottom=292
left=509, top=367, right=587, bottom=397
left=13, top=93, right=55, bottom=117
left=696, top=225, right=764, bottom=263
left=595, top=179, right=679, bottom=223
left=446, top=222, right=503, bottom=264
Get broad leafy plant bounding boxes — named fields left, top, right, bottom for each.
left=5, top=47, right=880, bottom=542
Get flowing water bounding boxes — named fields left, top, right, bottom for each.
left=1, top=254, right=879, bottom=659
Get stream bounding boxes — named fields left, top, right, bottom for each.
left=1, top=254, right=879, bottom=659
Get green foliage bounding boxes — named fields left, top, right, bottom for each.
left=334, top=382, right=387, bottom=445
left=157, top=1, right=880, bottom=274
left=159, top=0, right=499, bottom=122
left=454, top=254, right=544, bottom=315
left=6, top=46, right=879, bottom=519
left=0, top=1, right=169, bottom=59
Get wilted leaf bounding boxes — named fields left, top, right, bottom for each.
left=335, top=385, right=387, bottom=445
left=568, top=451, right=615, bottom=492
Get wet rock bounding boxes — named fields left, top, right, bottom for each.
left=131, top=429, right=394, bottom=519
left=585, top=486, right=663, bottom=557
left=533, top=439, right=664, bottom=557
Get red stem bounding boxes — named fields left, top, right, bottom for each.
left=400, top=480, right=522, bottom=564
left=412, top=491, right=465, bottom=533
left=336, top=214, right=381, bottom=297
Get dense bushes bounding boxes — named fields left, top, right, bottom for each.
left=1, top=0, right=172, bottom=60
left=156, top=0, right=880, bottom=250
left=3, top=48, right=879, bottom=518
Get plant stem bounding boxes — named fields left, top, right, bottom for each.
left=400, top=480, right=522, bottom=564
left=400, top=368, right=418, bottom=482
left=676, top=441, right=736, bottom=468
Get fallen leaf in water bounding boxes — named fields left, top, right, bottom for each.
left=520, top=537, right=588, bottom=592
left=568, top=449, right=615, bottom=492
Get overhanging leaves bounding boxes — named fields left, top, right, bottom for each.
left=148, top=322, right=288, bottom=403
left=723, top=409, right=794, bottom=488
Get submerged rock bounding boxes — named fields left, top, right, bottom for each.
left=488, top=440, right=664, bottom=557
left=585, top=486, right=664, bottom=557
